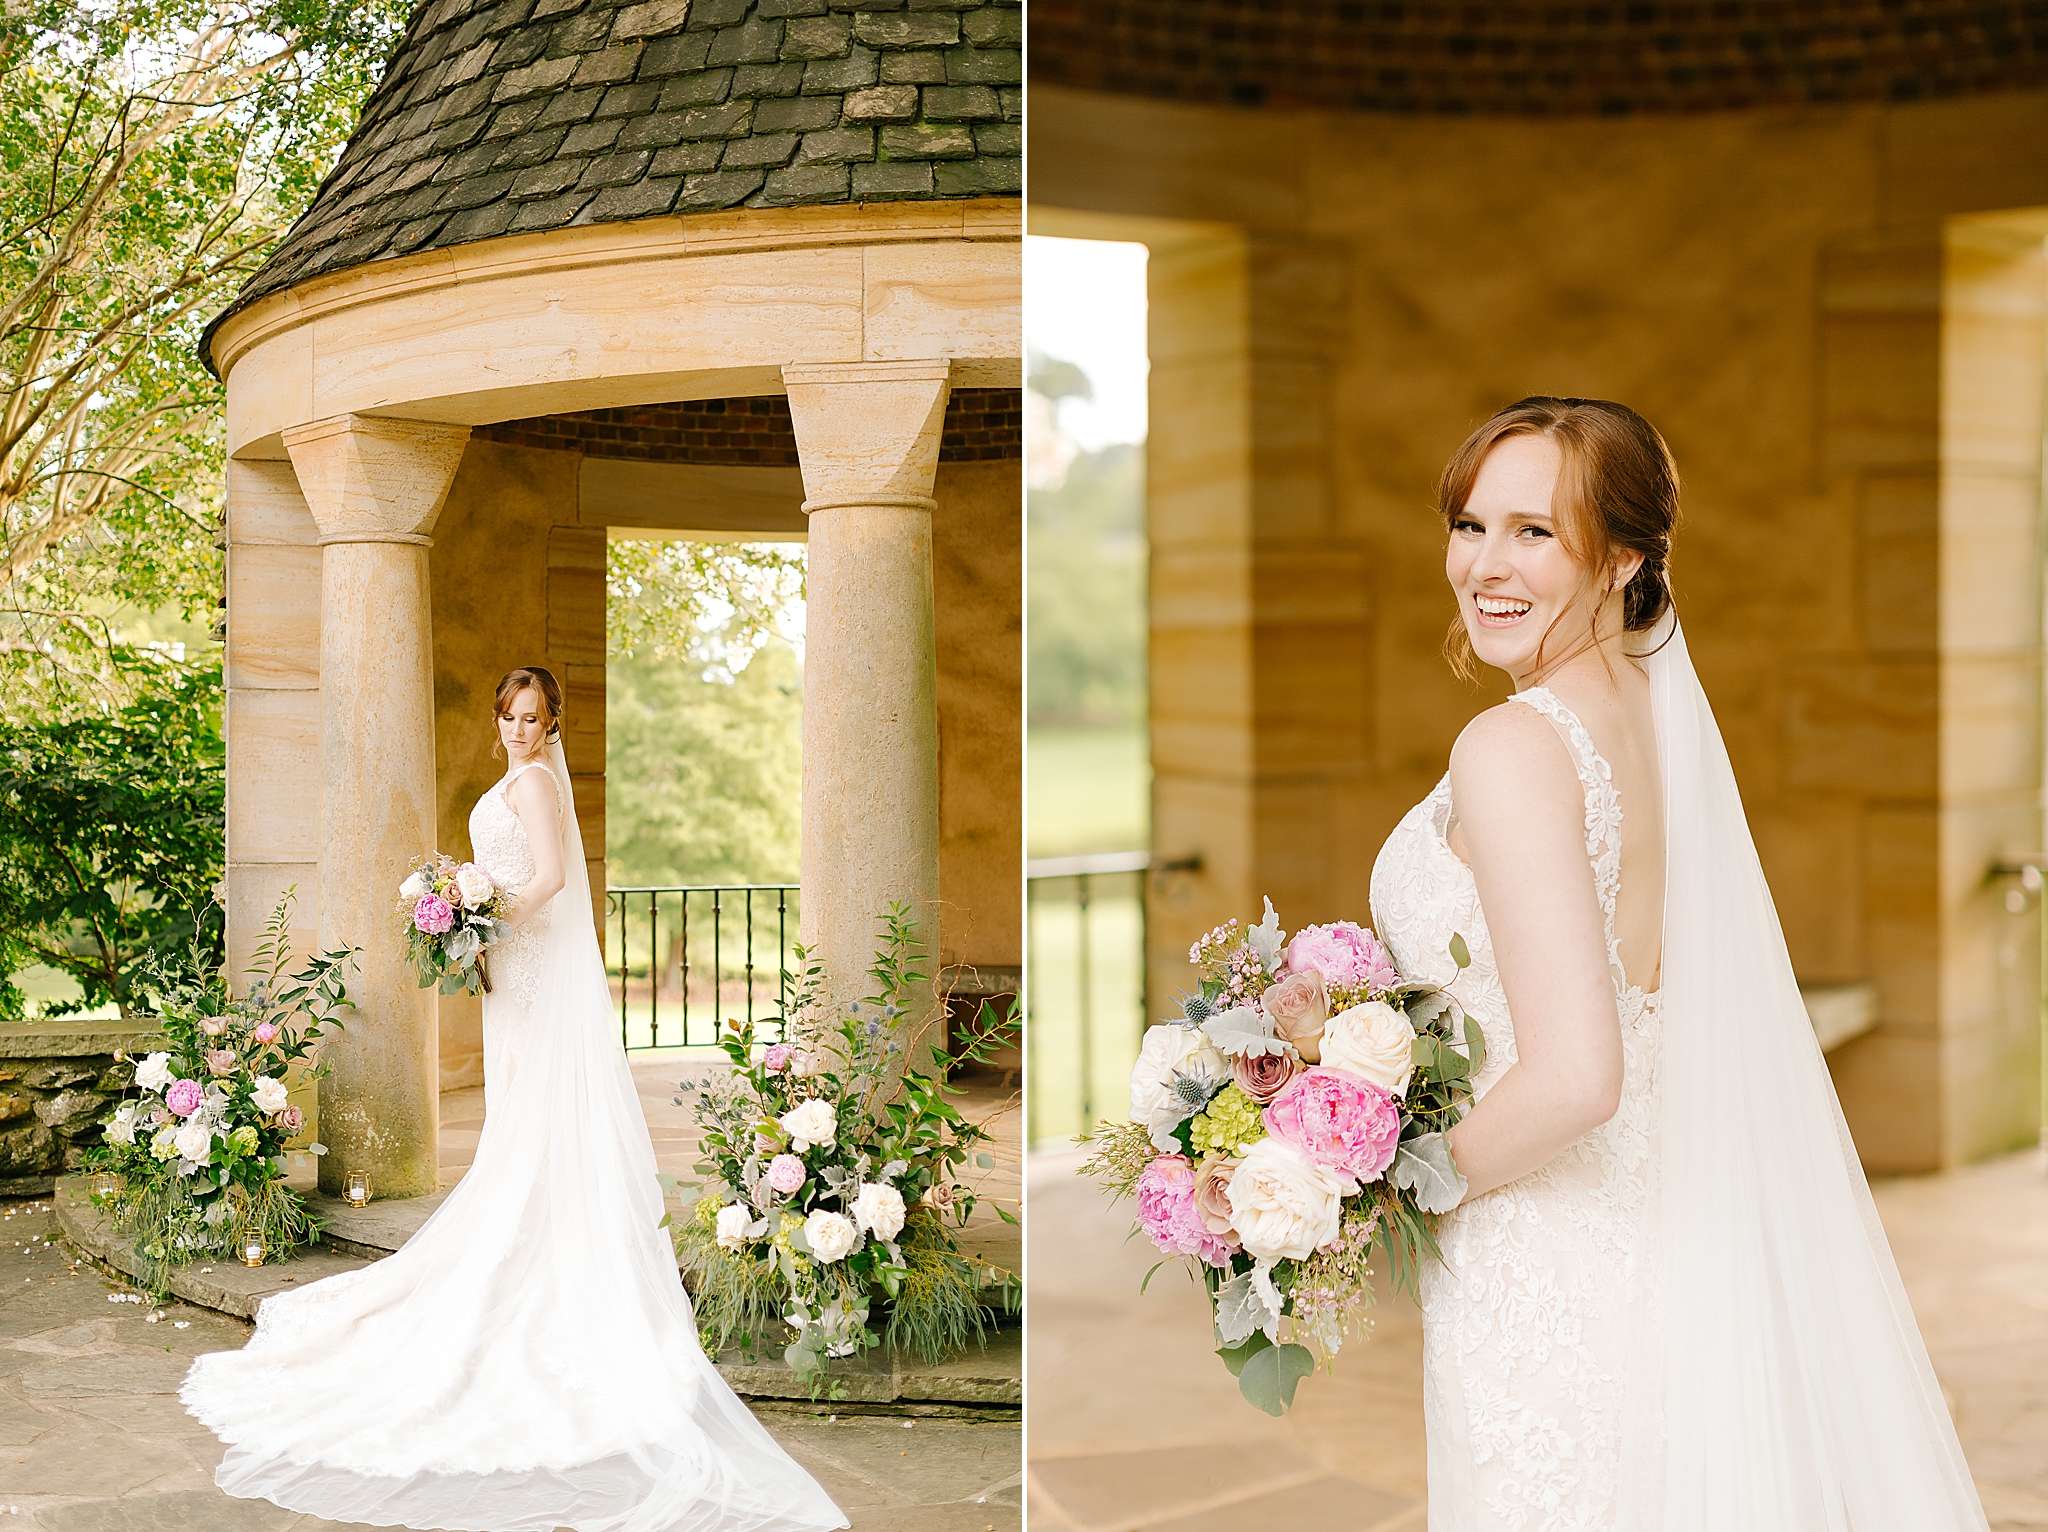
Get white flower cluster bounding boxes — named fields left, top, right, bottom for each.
left=713, top=1179, right=906, bottom=1266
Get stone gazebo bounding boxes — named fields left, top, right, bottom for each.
left=208, top=0, right=1021, bottom=1199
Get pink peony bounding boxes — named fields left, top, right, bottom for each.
left=763, top=1044, right=793, bottom=1072
left=412, top=894, right=455, bottom=935
left=1264, top=1067, right=1401, bottom=1185
left=767, top=1153, right=806, bottom=1194
left=253, top=1022, right=279, bottom=1045
left=165, top=1078, right=204, bottom=1118
left=1285, top=921, right=1399, bottom=995
left=1134, top=1156, right=1238, bottom=1267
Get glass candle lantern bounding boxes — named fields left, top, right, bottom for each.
left=88, top=1170, right=121, bottom=1200
left=345, top=1171, right=371, bottom=1207
left=241, top=1229, right=265, bottom=1267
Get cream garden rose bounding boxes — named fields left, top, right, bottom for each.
left=135, top=1052, right=174, bottom=1093
left=715, top=1203, right=752, bottom=1251
left=1320, top=1001, right=1416, bottom=1096
left=852, top=1182, right=907, bottom=1241
left=173, top=1118, right=214, bottom=1166
left=251, top=1075, right=291, bottom=1114
left=1224, top=1135, right=1346, bottom=1263
left=804, top=1209, right=859, bottom=1263
left=779, top=1098, right=837, bottom=1151
left=454, top=865, right=495, bottom=907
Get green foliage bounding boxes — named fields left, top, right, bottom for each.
left=678, top=907, right=1017, bottom=1390
left=0, top=0, right=408, bottom=708
left=0, top=649, right=223, bottom=1018
left=607, top=639, right=802, bottom=888
left=607, top=539, right=805, bottom=678
left=1028, top=431, right=1144, bottom=726
left=83, top=890, right=357, bottom=1298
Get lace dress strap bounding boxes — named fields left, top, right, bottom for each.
left=501, top=759, right=564, bottom=815
left=1510, top=688, right=1626, bottom=983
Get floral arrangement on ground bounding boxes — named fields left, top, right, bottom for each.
left=82, top=892, right=356, bottom=1296
left=1082, top=899, right=1483, bottom=1414
left=675, top=905, right=1018, bottom=1390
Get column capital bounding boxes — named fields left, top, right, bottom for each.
left=282, top=414, right=472, bottom=547
left=781, top=359, right=952, bottom=517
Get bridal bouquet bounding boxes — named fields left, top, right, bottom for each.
left=1082, top=899, right=1483, bottom=1414
left=677, top=906, right=1018, bottom=1392
left=82, top=892, right=356, bottom=1296
left=395, top=854, right=510, bottom=994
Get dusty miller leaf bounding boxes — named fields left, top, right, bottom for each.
left=1201, top=1005, right=1284, bottom=1059
left=1390, top=1133, right=1468, bottom=1215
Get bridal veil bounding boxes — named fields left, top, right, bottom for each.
left=1618, top=616, right=1989, bottom=1530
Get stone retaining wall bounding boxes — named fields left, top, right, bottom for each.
left=0, top=1023, right=158, bottom=1195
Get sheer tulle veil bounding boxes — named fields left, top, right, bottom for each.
left=1616, top=614, right=1988, bottom=1530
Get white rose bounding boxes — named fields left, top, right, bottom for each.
left=1128, top=1024, right=1226, bottom=1123
left=251, top=1075, right=290, bottom=1114
left=791, top=1049, right=823, bottom=1078
left=1320, top=1001, right=1416, bottom=1097
left=852, top=1182, right=906, bottom=1241
left=779, top=1098, right=837, bottom=1151
left=455, top=865, right=494, bottom=907
left=104, top=1103, right=137, bottom=1146
left=399, top=870, right=429, bottom=900
left=715, top=1202, right=753, bottom=1251
left=135, top=1052, right=173, bottom=1093
left=1225, top=1136, right=1346, bottom=1263
left=173, top=1118, right=213, bottom=1166
left=804, top=1209, right=859, bottom=1264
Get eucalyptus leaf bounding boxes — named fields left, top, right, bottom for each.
left=1215, top=1328, right=1273, bottom=1377
left=1237, top=1341, right=1315, bottom=1416
left=1390, top=1133, right=1468, bottom=1215
left=1464, top=1015, right=1487, bottom=1075
left=1448, top=932, right=1472, bottom=969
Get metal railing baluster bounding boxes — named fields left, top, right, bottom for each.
left=603, top=884, right=799, bottom=1050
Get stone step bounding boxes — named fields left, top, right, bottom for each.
left=53, top=1175, right=1020, bottom=1409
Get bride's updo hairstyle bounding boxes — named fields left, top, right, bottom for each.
left=1437, top=396, right=1680, bottom=680
left=490, top=666, right=564, bottom=759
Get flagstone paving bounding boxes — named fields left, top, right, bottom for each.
left=5, top=1050, right=1023, bottom=1530
left=1026, top=1144, right=2048, bottom=1532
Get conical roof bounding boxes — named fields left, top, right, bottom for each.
left=213, top=0, right=1019, bottom=336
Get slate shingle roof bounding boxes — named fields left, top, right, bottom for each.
left=208, top=0, right=1021, bottom=346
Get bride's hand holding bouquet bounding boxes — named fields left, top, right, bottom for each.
left=395, top=855, right=510, bottom=994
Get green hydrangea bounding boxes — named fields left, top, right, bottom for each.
left=229, top=1125, right=259, bottom=1155
left=1189, top=1083, right=1266, bottom=1156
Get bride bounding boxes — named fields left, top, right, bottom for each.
left=1370, top=399, right=1990, bottom=1530
left=182, top=667, right=847, bottom=1532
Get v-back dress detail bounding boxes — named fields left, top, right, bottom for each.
left=181, top=754, right=847, bottom=1532
left=1369, top=689, right=1663, bottom=1532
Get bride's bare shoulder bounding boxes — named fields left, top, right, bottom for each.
left=1448, top=700, right=1580, bottom=827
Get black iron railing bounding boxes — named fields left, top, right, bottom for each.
left=1024, top=852, right=1199, bottom=1146
left=605, top=884, right=800, bottom=1050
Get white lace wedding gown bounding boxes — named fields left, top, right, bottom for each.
left=1372, top=688, right=1659, bottom=1531
left=1369, top=662, right=1990, bottom=1532
left=183, top=749, right=847, bottom=1532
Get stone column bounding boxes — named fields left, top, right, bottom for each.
left=282, top=414, right=472, bottom=1200
left=782, top=360, right=951, bottom=1015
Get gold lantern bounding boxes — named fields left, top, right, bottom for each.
left=240, top=1228, right=266, bottom=1267
left=345, top=1171, right=371, bottom=1207
left=88, top=1170, right=121, bottom=1201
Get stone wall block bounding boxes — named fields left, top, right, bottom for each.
left=226, top=544, right=321, bottom=692
left=1939, top=470, right=2042, bottom=658
left=226, top=687, right=321, bottom=864
left=1940, top=228, right=2048, bottom=474
left=861, top=240, right=1018, bottom=363
left=1780, top=658, right=1939, bottom=797
left=546, top=525, right=607, bottom=667
left=1857, top=473, right=1940, bottom=656
left=226, top=460, right=320, bottom=546
left=1819, top=233, right=1942, bottom=474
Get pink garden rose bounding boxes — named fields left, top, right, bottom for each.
left=1232, top=1049, right=1298, bottom=1105
left=412, top=894, right=455, bottom=935
left=203, top=1049, right=238, bottom=1078
left=274, top=1105, right=304, bottom=1133
left=763, top=1044, right=793, bottom=1072
left=1264, top=1067, right=1401, bottom=1185
left=767, top=1153, right=807, bottom=1194
left=253, top=1022, right=279, bottom=1045
left=1260, top=971, right=1329, bottom=1062
left=165, top=1078, right=204, bottom=1118
left=1190, top=1156, right=1242, bottom=1248
left=197, top=1015, right=230, bottom=1038
left=1135, top=1156, right=1236, bottom=1267
left=1285, top=921, right=1398, bottom=995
